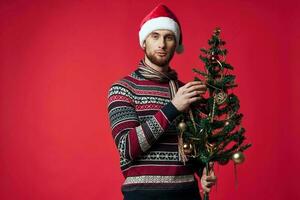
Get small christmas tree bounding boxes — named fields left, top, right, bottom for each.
left=176, top=27, right=251, bottom=200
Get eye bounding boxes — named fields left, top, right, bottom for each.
left=166, top=35, right=175, bottom=41
left=151, top=33, right=159, bottom=39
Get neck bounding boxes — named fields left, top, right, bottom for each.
left=144, top=56, right=169, bottom=73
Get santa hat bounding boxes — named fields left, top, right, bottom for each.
left=139, top=4, right=184, bottom=54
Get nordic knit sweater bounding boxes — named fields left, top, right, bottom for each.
left=108, top=67, right=202, bottom=192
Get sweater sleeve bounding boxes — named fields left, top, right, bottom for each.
left=107, top=82, right=180, bottom=162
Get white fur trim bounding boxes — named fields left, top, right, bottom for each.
left=139, top=17, right=180, bottom=48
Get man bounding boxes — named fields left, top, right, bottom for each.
left=108, top=4, right=217, bottom=200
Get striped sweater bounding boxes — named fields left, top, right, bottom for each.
left=107, top=67, right=202, bottom=192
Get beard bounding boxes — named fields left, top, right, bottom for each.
left=145, top=48, right=175, bottom=67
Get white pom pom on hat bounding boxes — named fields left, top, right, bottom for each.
left=139, top=4, right=184, bottom=54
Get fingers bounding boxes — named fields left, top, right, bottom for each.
left=184, top=81, right=206, bottom=90
left=188, top=96, right=202, bottom=104
left=201, top=164, right=217, bottom=193
left=184, top=81, right=203, bottom=88
left=201, top=174, right=217, bottom=193
left=201, top=178, right=214, bottom=193
left=202, top=174, right=217, bottom=184
left=185, top=86, right=206, bottom=95
left=182, top=81, right=206, bottom=94
left=178, top=85, right=203, bottom=97
left=202, top=162, right=214, bottom=175
left=203, top=168, right=216, bottom=182
left=202, top=186, right=211, bottom=193
left=205, top=175, right=217, bottom=182
left=172, top=81, right=206, bottom=112
left=177, top=81, right=206, bottom=96
left=185, top=90, right=202, bottom=98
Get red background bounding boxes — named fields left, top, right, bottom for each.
left=1, top=0, right=299, bottom=199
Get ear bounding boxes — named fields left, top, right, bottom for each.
left=142, top=42, right=146, bottom=49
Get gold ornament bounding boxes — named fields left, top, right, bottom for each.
left=232, top=151, right=245, bottom=164
left=178, top=120, right=188, bottom=165
left=206, top=142, right=216, bottom=155
left=178, top=121, right=187, bottom=132
left=183, top=142, right=193, bottom=155
left=215, top=91, right=227, bottom=105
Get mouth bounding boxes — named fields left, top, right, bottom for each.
left=156, top=51, right=167, bottom=56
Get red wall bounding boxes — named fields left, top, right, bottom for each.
left=1, top=0, right=299, bottom=199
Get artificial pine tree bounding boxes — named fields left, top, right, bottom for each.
left=176, top=27, right=251, bottom=200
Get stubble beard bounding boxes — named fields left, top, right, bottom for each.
left=145, top=48, right=175, bottom=67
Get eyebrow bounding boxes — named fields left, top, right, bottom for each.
left=151, top=31, right=175, bottom=37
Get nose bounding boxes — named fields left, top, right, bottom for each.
left=158, top=37, right=166, bottom=49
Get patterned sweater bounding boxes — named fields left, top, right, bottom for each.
left=108, top=67, right=202, bottom=192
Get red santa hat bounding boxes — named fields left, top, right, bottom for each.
left=139, top=4, right=184, bottom=54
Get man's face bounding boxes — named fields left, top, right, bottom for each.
left=143, top=29, right=177, bottom=67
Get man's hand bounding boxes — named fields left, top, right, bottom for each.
left=171, top=81, right=206, bottom=112
left=201, top=163, right=217, bottom=193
